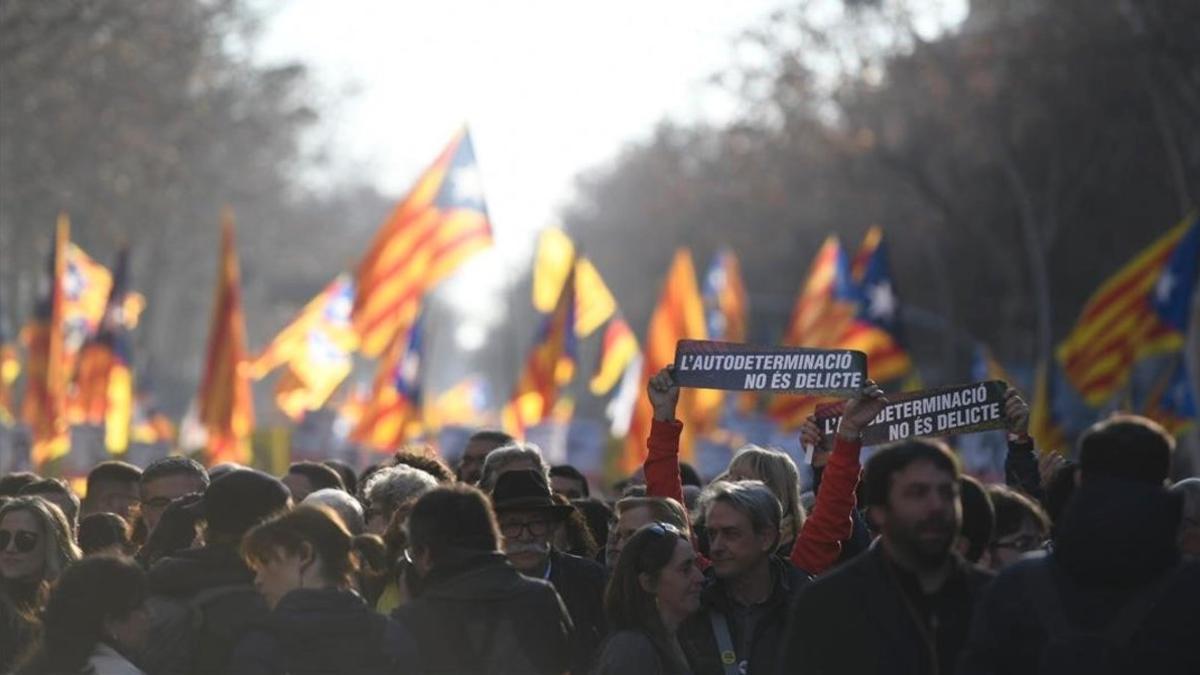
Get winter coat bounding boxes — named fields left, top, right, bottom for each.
left=229, top=587, right=414, bottom=675
left=140, top=543, right=267, bottom=675
left=780, top=542, right=992, bottom=675
left=546, top=548, right=607, bottom=675
left=959, top=477, right=1200, bottom=675
left=645, top=418, right=863, bottom=575
left=391, top=551, right=573, bottom=675
left=593, top=630, right=694, bottom=675
left=678, top=556, right=809, bottom=675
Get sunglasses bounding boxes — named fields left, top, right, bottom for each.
left=0, top=529, right=39, bottom=553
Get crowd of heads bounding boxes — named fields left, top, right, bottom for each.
left=0, top=397, right=1197, bottom=674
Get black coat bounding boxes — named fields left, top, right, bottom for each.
left=392, top=551, right=573, bottom=675
left=546, top=548, right=607, bottom=675
left=230, top=588, right=414, bottom=675
left=141, top=543, right=268, bottom=675
left=678, top=556, right=809, bottom=675
left=959, top=478, right=1200, bottom=675
left=780, top=543, right=992, bottom=675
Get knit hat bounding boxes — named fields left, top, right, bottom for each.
left=200, top=469, right=291, bottom=537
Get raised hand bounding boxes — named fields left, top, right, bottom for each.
left=838, top=380, right=887, bottom=441
left=647, top=365, right=681, bottom=422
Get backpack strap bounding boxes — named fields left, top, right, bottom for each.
left=707, top=609, right=740, bottom=675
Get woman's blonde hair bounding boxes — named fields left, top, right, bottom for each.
left=726, top=445, right=807, bottom=546
left=0, top=496, right=82, bottom=582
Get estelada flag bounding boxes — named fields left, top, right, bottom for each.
left=702, top=247, right=754, bottom=414
left=503, top=268, right=578, bottom=438
left=353, top=128, right=493, bottom=357
left=620, top=249, right=719, bottom=475
left=251, top=274, right=357, bottom=420
left=532, top=227, right=617, bottom=338
left=197, top=209, right=255, bottom=464
left=590, top=314, right=639, bottom=396
left=61, top=242, right=113, bottom=360
left=1058, top=214, right=1198, bottom=406
left=353, top=311, right=426, bottom=451
left=71, top=248, right=137, bottom=453
left=21, top=214, right=71, bottom=466
left=849, top=226, right=912, bottom=383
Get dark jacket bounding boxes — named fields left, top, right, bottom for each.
left=678, top=556, right=809, bottom=675
left=546, top=548, right=607, bottom=675
left=780, top=542, right=992, bottom=675
left=959, top=478, right=1200, bottom=675
left=229, top=588, right=413, bottom=675
left=392, top=551, right=573, bottom=675
left=141, top=543, right=268, bottom=675
left=593, top=630, right=694, bottom=675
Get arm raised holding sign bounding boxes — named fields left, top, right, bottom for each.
left=787, top=382, right=887, bottom=574
left=642, top=366, right=887, bottom=575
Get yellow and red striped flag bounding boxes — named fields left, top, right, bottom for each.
left=251, top=274, right=358, bottom=420
left=1057, top=216, right=1195, bottom=406
left=61, top=242, right=113, bottom=361
left=532, top=227, right=618, bottom=337
left=590, top=315, right=640, bottom=396
left=353, top=129, right=493, bottom=357
left=0, top=311, right=19, bottom=426
left=352, top=312, right=425, bottom=451
left=21, top=213, right=72, bottom=466
left=503, top=269, right=578, bottom=438
left=702, top=247, right=753, bottom=414
left=70, top=248, right=138, bottom=453
left=620, top=249, right=718, bottom=475
left=197, top=210, right=255, bottom=464
left=425, top=376, right=490, bottom=430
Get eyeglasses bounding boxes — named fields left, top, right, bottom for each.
left=499, top=519, right=554, bottom=539
left=0, top=529, right=39, bottom=553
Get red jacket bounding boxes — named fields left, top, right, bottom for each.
left=644, top=418, right=862, bottom=575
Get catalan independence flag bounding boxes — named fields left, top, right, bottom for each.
left=620, top=249, right=718, bottom=474
left=62, top=242, right=113, bottom=360
left=22, top=214, right=71, bottom=466
left=353, top=129, right=493, bottom=357
left=590, top=314, right=639, bottom=396
left=353, top=311, right=425, bottom=450
left=71, top=248, right=137, bottom=453
left=0, top=307, right=19, bottom=426
left=849, top=226, right=913, bottom=382
left=1058, top=214, right=1198, bottom=406
left=1139, top=359, right=1196, bottom=437
left=702, top=247, right=748, bottom=344
left=197, top=210, right=255, bottom=464
left=503, top=270, right=578, bottom=438
left=252, top=274, right=357, bottom=420
left=532, top=227, right=618, bottom=338
left=425, top=376, right=490, bottom=430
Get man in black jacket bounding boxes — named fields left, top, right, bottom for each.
left=491, top=469, right=606, bottom=675
left=141, top=469, right=292, bottom=675
left=782, top=439, right=993, bottom=675
left=960, top=415, right=1200, bottom=675
left=394, top=483, right=573, bottom=675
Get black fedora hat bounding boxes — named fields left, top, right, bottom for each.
left=491, top=470, right=576, bottom=517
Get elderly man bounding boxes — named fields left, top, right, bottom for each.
left=479, top=441, right=550, bottom=492
left=456, top=429, right=515, bottom=485
left=492, top=469, right=605, bottom=675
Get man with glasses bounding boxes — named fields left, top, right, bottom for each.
left=491, top=469, right=606, bottom=675
left=139, top=457, right=209, bottom=533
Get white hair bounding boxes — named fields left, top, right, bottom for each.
left=303, top=488, right=366, bottom=535
left=479, top=441, right=549, bottom=491
left=363, top=466, right=438, bottom=517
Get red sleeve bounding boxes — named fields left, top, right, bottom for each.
left=789, top=433, right=862, bottom=575
left=645, top=418, right=685, bottom=505
left=643, top=418, right=710, bottom=570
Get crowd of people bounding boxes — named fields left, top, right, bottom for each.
left=1, top=367, right=1199, bottom=675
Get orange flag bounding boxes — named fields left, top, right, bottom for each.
left=619, top=249, right=718, bottom=475
left=353, top=128, right=493, bottom=357
left=21, top=213, right=71, bottom=466
left=197, top=209, right=255, bottom=464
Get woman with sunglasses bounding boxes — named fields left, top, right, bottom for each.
left=234, top=505, right=413, bottom=675
left=16, top=555, right=151, bottom=675
left=594, top=522, right=704, bottom=675
left=0, top=496, right=82, bottom=672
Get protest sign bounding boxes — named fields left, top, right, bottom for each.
left=672, top=339, right=866, bottom=395
left=815, top=380, right=1008, bottom=445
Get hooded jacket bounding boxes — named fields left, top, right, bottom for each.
left=959, top=478, right=1200, bottom=675
left=141, top=543, right=267, bottom=675
left=391, top=551, right=573, bottom=675
left=230, top=588, right=414, bottom=675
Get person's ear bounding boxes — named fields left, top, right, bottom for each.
left=638, top=572, right=657, bottom=595
left=297, top=542, right=316, bottom=573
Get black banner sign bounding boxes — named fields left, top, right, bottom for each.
left=815, top=380, right=1009, bottom=445
left=672, top=340, right=867, bottom=395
